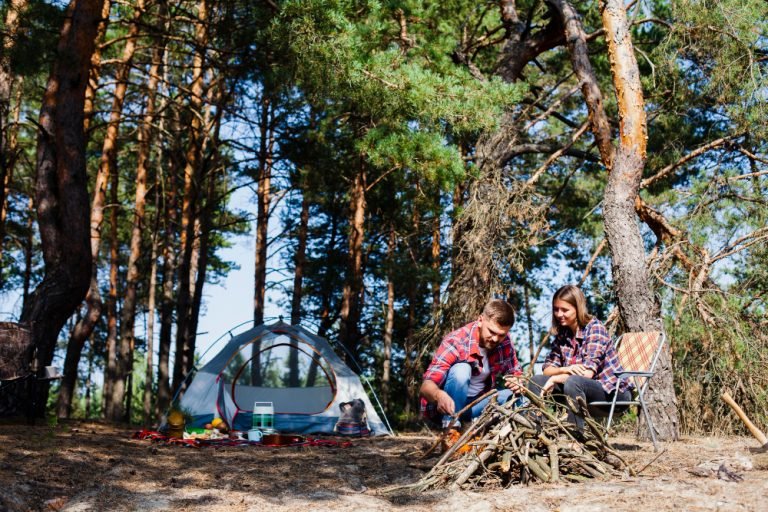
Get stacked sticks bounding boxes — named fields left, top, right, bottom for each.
left=415, top=389, right=633, bottom=491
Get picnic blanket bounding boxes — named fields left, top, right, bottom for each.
left=133, top=430, right=352, bottom=449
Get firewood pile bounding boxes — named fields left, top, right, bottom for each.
left=415, top=390, right=633, bottom=491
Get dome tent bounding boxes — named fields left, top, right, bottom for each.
left=177, top=321, right=391, bottom=435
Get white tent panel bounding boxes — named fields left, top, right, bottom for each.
left=177, top=321, right=391, bottom=435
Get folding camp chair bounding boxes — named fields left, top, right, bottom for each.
left=590, top=331, right=666, bottom=451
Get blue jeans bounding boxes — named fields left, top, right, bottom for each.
left=442, top=362, right=524, bottom=427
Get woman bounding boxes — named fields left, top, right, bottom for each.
left=530, top=285, right=633, bottom=430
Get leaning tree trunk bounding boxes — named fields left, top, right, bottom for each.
left=5, top=0, right=102, bottom=419
left=599, top=0, right=678, bottom=441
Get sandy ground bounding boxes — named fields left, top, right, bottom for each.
left=1, top=420, right=767, bottom=512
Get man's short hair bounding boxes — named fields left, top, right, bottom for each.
left=482, top=299, right=515, bottom=327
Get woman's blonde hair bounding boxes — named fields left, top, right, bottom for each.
left=551, top=285, right=592, bottom=332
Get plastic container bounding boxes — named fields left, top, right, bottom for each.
left=167, top=410, right=185, bottom=438
left=253, top=401, right=275, bottom=433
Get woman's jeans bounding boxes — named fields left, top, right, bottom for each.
left=441, top=362, right=523, bottom=428
left=528, top=374, right=631, bottom=430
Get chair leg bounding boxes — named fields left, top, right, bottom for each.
left=638, top=394, right=659, bottom=451
left=606, top=397, right=618, bottom=430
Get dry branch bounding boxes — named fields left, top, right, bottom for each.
left=411, top=388, right=629, bottom=491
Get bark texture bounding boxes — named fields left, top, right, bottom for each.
left=173, top=0, right=208, bottom=393
left=11, top=0, right=102, bottom=418
left=338, top=162, right=366, bottom=363
left=599, top=0, right=678, bottom=441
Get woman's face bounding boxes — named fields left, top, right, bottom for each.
left=553, top=299, right=578, bottom=332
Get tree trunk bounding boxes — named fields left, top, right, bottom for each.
left=9, top=0, right=102, bottom=419
left=21, top=196, right=34, bottom=309
left=58, top=0, right=142, bottom=418
left=253, top=96, right=273, bottom=326
left=85, top=337, right=95, bottom=417
left=173, top=0, right=209, bottom=394
left=155, top=66, right=176, bottom=417
left=431, top=215, right=441, bottom=313
left=103, top=151, right=122, bottom=420
left=186, top=84, right=224, bottom=382
left=156, top=224, right=176, bottom=414
left=289, top=188, right=309, bottom=386
left=56, top=277, right=101, bottom=418
left=0, top=0, right=28, bottom=282
left=251, top=93, right=274, bottom=385
left=599, top=0, right=678, bottom=440
left=83, top=0, right=112, bottom=134
left=115, top=0, right=150, bottom=424
left=143, top=231, right=159, bottom=425
left=338, top=161, right=366, bottom=363
left=381, top=228, right=396, bottom=412
left=524, top=279, right=534, bottom=364
left=140, top=41, right=165, bottom=426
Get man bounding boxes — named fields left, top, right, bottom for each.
left=420, top=299, right=524, bottom=432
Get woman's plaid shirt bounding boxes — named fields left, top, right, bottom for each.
left=543, top=317, right=633, bottom=394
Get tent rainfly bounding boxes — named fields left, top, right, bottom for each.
left=177, top=321, right=390, bottom=435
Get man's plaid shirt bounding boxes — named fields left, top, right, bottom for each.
left=543, top=317, right=633, bottom=394
left=420, top=321, right=521, bottom=419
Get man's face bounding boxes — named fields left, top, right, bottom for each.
left=477, top=315, right=510, bottom=350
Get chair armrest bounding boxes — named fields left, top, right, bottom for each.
left=616, top=371, right=654, bottom=378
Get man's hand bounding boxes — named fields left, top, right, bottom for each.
left=503, top=374, right=525, bottom=394
left=435, top=390, right=455, bottom=415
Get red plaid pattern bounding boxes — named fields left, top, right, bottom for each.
left=616, top=331, right=663, bottom=389
left=420, top=321, right=521, bottom=420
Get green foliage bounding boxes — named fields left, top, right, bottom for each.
left=3, top=0, right=63, bottom=77
left=665, top=0, right=768, bottom=135
left=274, top=0, right=525, bottom=186
left=669, top=294, right=768, bottom=435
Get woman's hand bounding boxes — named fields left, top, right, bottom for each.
left=564, top=364, right=592, bottom=377
left=541, top=373, right=569, bottom=395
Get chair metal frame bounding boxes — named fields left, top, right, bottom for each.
left=590, top=331, right=667, bottom=451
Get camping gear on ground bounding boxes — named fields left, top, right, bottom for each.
left=261, top=433, right=305, bottom=445
left=175, top=321, right=391, bottom=435
left=167, top=410, right=185, bottom=438
left=134, top=429, right=343, bottom=449
left=334, top=398, right=371, bottom=436
left=253, top=401, right=275, bottom=433
left=247, top=428, right=263, bottom=442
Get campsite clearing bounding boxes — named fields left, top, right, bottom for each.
left=1, top=420, right=767, bottom=511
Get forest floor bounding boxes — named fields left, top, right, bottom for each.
left=1, top=420, right=767, bottom=512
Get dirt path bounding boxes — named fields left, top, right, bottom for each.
left=1, top=421, right=766, bottom=511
